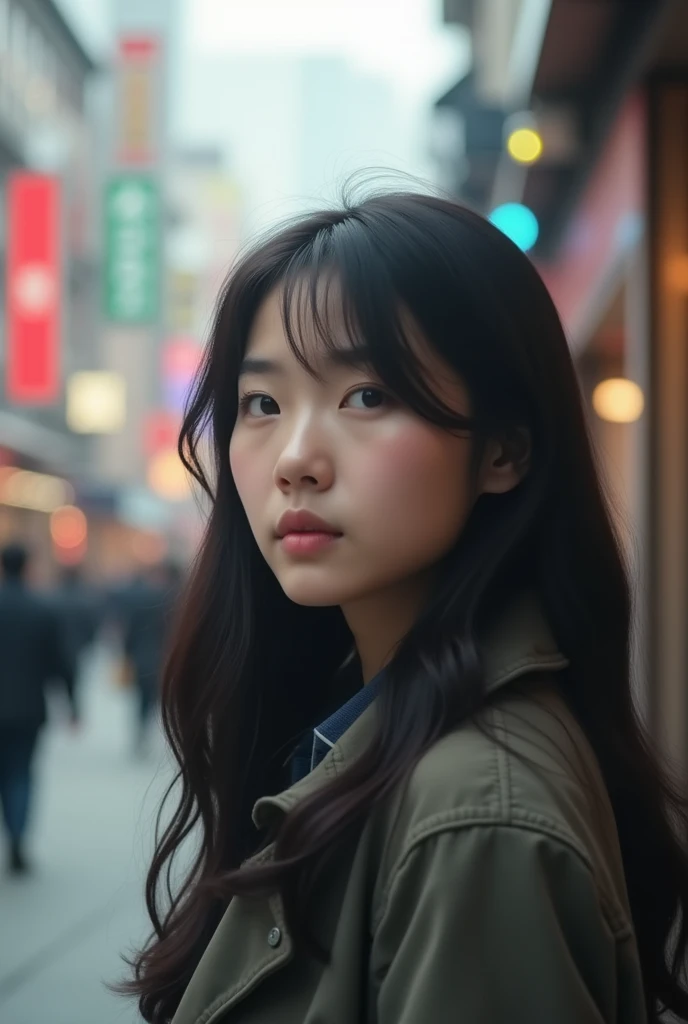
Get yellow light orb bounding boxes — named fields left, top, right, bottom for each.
left=506, top=127, right=544, bottom=165
left=592, top=378, right=645, bottom=424
left=148, top=448, right=191, bottom=502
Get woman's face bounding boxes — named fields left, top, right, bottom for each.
left=229, top=287, right=512, bottom=608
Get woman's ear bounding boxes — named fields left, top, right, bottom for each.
left=479, top=428, right=531, bottom=495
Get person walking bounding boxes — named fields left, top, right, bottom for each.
left=120, top=562, right=181, bottom=757
left=50, top=565, right=101, bottom=722
left=0, top=543, right=74, bottom=874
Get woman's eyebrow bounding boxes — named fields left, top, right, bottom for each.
left=239, top=346, right=373, bottom=378
left=238, top=357, right=282, bottom=377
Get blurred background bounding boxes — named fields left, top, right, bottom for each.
left=0, top=0, right=686, bottom=1020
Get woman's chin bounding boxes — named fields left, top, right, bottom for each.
left=280, top=583, right=346, bottom=607
left=277, top=569, right=362, bottom=608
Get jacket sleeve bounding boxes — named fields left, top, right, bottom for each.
left=371, top=823, right=625, bottom=1024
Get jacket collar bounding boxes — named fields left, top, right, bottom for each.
left=290, top=668, right=384, bottom=784
left=251, top=591, right=568, bottom=834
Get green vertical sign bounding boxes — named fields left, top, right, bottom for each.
left=104, top=174, right=160, bottom=324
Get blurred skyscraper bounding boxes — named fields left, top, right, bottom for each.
left=176, top=38, right=464, bottom=234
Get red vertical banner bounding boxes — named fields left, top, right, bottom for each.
left=6, top=173, right=61, bottom=404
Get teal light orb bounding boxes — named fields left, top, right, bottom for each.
left=489, top=203, right=539, bottom=252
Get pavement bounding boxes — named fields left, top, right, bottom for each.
left=0, top=645, right=175, bottom=1024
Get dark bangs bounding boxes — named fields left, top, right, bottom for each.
left=276, top=220, right=478, bottom=434
left=201, top=196, right=541, bottom=478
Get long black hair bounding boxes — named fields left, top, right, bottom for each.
left=118, top=188, right=688, bottom=1022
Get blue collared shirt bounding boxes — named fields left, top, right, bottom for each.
left=290, top=672, right=383, bottom=785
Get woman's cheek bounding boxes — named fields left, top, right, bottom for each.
left=228, top=440, right=243, bottom=486
left=351, top=424, right=473, bottom=558
left=356, top=423, right=458, bottom=501
left=229, top=441, right=264, bottom=505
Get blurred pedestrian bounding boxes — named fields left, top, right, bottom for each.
left=120, top=561, right=181, bottom=757
left=49, top=565, right=102, bottom=721
left=0, top=543, right=74, bottom=875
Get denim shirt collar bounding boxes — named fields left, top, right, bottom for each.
left=256, top=592, right=570, bottom=829
left=290, top=671, right=383, bottom=785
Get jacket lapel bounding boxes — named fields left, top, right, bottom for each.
left=173, top=592, right=568, bottom=1023
left=254, top=591, right=568, bottom=827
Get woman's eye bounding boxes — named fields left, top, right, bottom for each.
left=342, top=386, right=387, bottom=411
left=240, top=393, right=280, bottom=417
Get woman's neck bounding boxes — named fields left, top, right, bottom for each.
left=340, top=568, right=437, bottom=683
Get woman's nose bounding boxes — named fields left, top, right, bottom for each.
left=273, top=429, right=334, bottom=493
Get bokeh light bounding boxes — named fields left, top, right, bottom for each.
left=489, top=203, right=540, bottom=252
left=0, top=467, right=73, bottom=512
left=506, top=127, right=544, bottom=165
left=592, top=378, right=645, bottom=423
left=67, top=372, right=127, bottom=434
left=148, top=448, right=191, bottom=502
left=50, top=505, right=88, bottom=549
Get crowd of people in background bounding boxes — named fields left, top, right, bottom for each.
left=0, top=543, right=182, bottom=876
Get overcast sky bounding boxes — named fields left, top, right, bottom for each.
left=57, top=0, right=467, bottom=127
left=187, top=0, right=465, bottom=100
left=55, top=0, right=469, bottom=226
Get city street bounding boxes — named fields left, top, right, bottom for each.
left=0, top=647, right=173, bottom=1024
left=0, top=0, right=685, bottom=1021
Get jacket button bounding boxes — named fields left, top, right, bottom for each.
left=267, top=926, right=282, bottom=948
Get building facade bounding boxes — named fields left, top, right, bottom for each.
left=435, top=0, right=688, bottom=770
left=0, top=0, right=100, bottom=579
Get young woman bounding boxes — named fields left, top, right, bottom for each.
left=120, top=191, right=688, bottom=1023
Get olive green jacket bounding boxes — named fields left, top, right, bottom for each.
left=171, top=595, right=647, bottom=1024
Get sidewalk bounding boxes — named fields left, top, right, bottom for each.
left=0, top=647, right=175, bottom=1024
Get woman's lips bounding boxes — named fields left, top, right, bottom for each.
left=280, top=531, right=342, bottom=555
left=276, top=508, right=342, bottom=539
